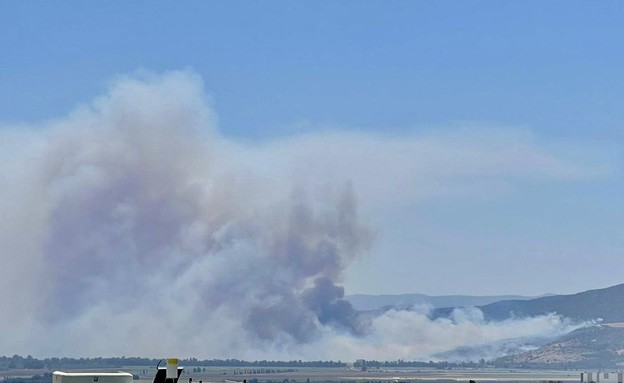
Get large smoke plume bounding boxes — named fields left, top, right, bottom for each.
left=1, top=71, right=370, bottom=357
left=0, top=71, right=598, bottom=359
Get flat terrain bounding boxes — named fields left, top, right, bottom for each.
left=1, top=367, right=583, bottom=383
left=134, top=367, right=581, bottom=383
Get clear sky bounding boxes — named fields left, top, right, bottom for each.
left=1, top=1, right=623, bottom=296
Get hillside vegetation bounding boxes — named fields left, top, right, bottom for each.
left=495, top=325, right=624, bottom=369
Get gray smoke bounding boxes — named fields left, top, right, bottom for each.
left=0, top=70, right=600, bottom=359
left=0, top=71, right=370, bottom=357
left=302, top=277, right=366, bottom=336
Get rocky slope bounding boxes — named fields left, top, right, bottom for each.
left=494, top=324, right=624, bottom=368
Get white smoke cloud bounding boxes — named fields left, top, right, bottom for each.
left=0, top=70, right=603, bottom=360
left=293, top=309, right=586, bottom=361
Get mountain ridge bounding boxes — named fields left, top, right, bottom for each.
left=346, top=293, right=547, bottom=311
left=432, top=283, right=624, bottom=323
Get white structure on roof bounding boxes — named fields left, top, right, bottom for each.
left=53, top=371, right=133, bottom=383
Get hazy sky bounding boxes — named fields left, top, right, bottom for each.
left=2, top=1, right=623, bottom=296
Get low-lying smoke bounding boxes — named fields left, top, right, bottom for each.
left=294, top=308, right=586, bottom=361
left=0, top=71, right=591, bottom=360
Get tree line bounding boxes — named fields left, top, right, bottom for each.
left=355, top=359, right=488, bottom=369
left=1, top=355, right=492, bottom=371
left=0, top=355, right=347, bottom=370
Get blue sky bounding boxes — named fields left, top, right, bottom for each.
left=3, top=1, right=624, bottom=139
left=1, top=1, right=623, bottom=296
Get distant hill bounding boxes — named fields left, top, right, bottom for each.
left=494, top=324, right=624, bottom=369
left=434, top=335, right=555, bottom=363
left=433, top=283, right=624, bottom=322
left=345, top=293, right=542, bottom=311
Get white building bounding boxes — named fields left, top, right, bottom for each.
left=581, top=372, right=624, bottom=383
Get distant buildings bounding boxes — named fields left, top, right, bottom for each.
left=581, top=372, right=624, bottom=383
left=354, top=360, right=367, bottom=372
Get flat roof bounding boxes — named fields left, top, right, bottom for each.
left=53, top=372, right=133, bottom=377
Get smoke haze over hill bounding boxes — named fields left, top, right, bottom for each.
left=0, top=71, right=597, bottom=360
